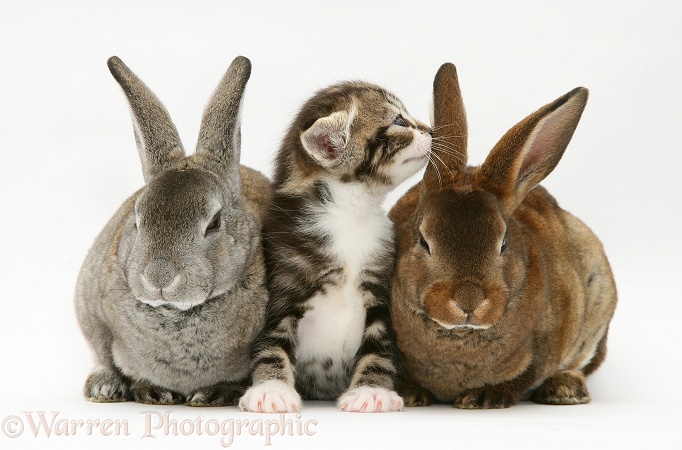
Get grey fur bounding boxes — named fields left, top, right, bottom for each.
left=75, top=56, right=271, bottom=406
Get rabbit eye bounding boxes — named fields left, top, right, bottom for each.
left=393, top=115, right=408, bottom=127
left=205, top=211, right=221, bottom=235
left=501, top=232, right=508, bottom=253
left=419, top=231, right=431, bottom=254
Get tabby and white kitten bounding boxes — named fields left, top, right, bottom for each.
left=239, top=81, right=431, bottom=413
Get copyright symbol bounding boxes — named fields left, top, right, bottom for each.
left=2, top=415, right=24, bottom=438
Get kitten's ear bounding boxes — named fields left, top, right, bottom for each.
left=300, top=110, right=352, bottom=165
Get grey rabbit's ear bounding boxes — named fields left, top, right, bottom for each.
left=195, top=56, right=252, bottom=183
left=477, top=87, right=589, bottom=216
left=423, top=63, right=468, bottom=192
left=107, top=56, right=185, bottom=183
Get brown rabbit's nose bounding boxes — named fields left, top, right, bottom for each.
left=452, top=282, right=486, bottom=315
left=142, top=258, right=179, bottom=290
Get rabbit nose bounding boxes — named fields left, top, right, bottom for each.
left=142, top=258, right=179, bottom=290
left=453, top=282, right=486, bottom=315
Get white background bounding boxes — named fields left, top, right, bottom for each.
left=1, top=1, right=680, bottom=448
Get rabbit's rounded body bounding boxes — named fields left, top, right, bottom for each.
left=75, top=56, right=271, bottom=406
left=390, top=63, right=616, bottom=409
left=76, top=167, right=269, bottom=396
left=392, top=183, right=616, bottom=404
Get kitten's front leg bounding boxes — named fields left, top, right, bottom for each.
left=338, top=287, right=403, bottom=413
left=240, top=311, right=302, bottom=413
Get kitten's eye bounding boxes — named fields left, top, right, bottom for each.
left=205, top=211, right=221, bottom=235
left=419, top=231, right=431, bottom=254
left=393, top=115, right=407, bottom=127
left=500, top=232, right=508, bottom=253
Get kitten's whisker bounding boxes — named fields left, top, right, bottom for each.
left=431, top=147, right=466, bottom=166
left=425, top=152, right=443, bottom=186
left=431, top=148, right=466, bottom=168
left=430, top=122, right=460, bottom=132
left=429, top=150, right=460, bottom=185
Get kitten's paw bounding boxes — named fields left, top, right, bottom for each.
left=84, top=369, right=130, bottom=403
left=454, top=386, right=519, bottom=409
left=338, top=386, right=404, bottom=413
left=187, top=382, right=246, bottom=407
left=531, top=370, right=591, bottom=405
left=130, top=380, right=184, bottom=405
left=239, top=380, right=302, bottom=413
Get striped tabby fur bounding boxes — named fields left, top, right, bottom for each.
left=240, top=81, right=431, bottom=413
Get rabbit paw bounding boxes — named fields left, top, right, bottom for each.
left=531, top=370, right=591, bottom=405
left=187, top=382, right=246, bottom=407
left=239, top=380, right=302, bottom=413
left=397, top=379, right=433, bottom=407
left=84, top=369, right=130, bottom=402
left=130, top=380, right=184, bottom=405
left=454, top=386, right=519, bottom=409
left=338, top=386, right=404, bottom=413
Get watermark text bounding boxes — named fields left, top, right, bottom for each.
left=1, top=411, right=318, bottom=447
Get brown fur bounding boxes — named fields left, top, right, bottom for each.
left=389, top=63, right=617, bottom=408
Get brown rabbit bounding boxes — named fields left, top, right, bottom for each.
left=389, top=63, right=617, bottom=409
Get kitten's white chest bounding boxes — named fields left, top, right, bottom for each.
left=296, top=180, right=393, bottom=364
left=305, top=180, right=393, bottom=271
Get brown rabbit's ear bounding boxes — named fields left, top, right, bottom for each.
left=423, top=63, right=468, bottom=192
left=107, top=56, right=186, bottom=183
left=477, top=87, right=588, bottom=216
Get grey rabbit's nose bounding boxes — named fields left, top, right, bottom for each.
left=142, top=258, right=179, bottom=290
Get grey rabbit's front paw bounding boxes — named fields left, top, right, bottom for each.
left=130, top=380, right=184, bottom=405
left=84, top=369, right=130, bottom=403
left=186, top=381, right=246, bottom=407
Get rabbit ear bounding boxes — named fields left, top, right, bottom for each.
left=195, top=56, right=251, bottom=181
left=477, top=87, right=589, bottom=216
left=423, top=63, right=468, bottom=192
left=107, top=56, right=185, bottom=183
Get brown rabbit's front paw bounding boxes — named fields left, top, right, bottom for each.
left=454, top=386, right=519, bottom=409
left=84, top=369, right=130, bottom=403
left=186, top=381, right=246, bottom=407
left=130, top=380, right=184, bottom=405
left=531, top=370, right=591, bottom=405
left=397, top=380, right=434, bottom=407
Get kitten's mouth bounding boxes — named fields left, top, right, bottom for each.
left=403, top=154, right=428, bottom=165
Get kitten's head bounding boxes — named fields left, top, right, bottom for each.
left=282, top=81, right=431, bottom=191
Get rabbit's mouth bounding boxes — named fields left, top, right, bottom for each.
left=430, top=318, right=490, bottom=331
left=138, top=297, right=203, bottom=311
left=136, top=288, right=216, bottom=311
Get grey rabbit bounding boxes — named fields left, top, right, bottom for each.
left=75, top=55, right=271, bottom=406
